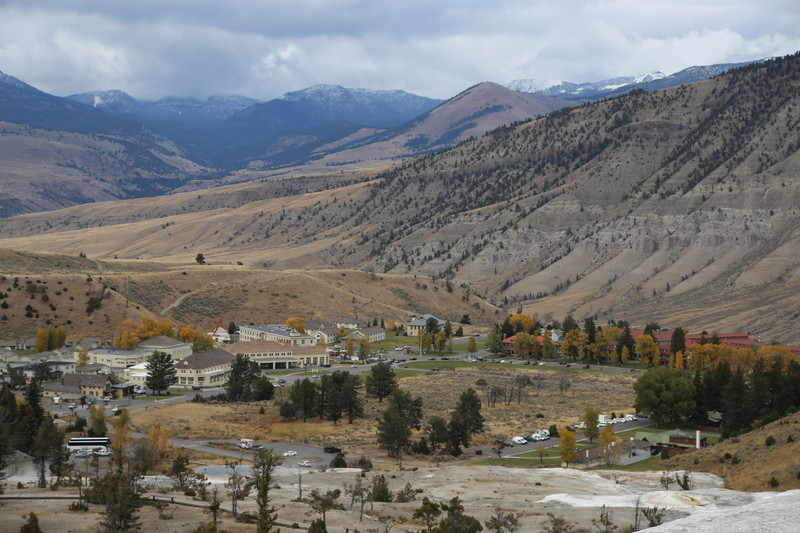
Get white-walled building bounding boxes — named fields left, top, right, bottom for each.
left=238, top=325, right=317, bottom=346
left=225, top=340, right=328, bottom=369
left=86, top=348, right=153, bottom=370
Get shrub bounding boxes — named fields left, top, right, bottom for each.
left=765, top=435, right=776, bottom=446
left=184, top=488, right=196, bottom=497
left=330, top=455, right=347, bottom=468
left=769, top=476, right=779, bottom=488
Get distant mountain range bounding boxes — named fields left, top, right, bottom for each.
left=507, top=61, right=761, bottom=100
left=0, top=58, right=769, bottom=217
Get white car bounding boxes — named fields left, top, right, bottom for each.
left=298, top=460, right=311, bottom=467
left=283, top=450, right=297, bottom=457
left=512, top=436, right=527, bottom=445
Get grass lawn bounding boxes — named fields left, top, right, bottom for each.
left=476, top=456, right=563, bottom=467
left=406, top=360, right=514, bottom=370
left=591, top=455, right=663, bottom=471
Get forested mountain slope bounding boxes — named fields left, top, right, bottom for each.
left=2, top=53, right=800, bottom=342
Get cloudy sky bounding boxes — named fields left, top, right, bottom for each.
left=1, top=0, right=798, bottom=101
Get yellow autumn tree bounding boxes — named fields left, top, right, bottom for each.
left=600, top=424, right=622, bottom=467
left=135, top=316, right=175, bottom=339
left=110, top=409, right=132, bottom=462
left=54, top=326, right=67, bottom=349
left=760, top=344, right=797, bottom=370
left=621, top=345, right=630, bottom=366
left=509, top=313, right=534, bottom=333
left=674, top=350, right=686, bottom=370
left=286, top=318, right=307, bottom=334
left=147, top=423, right=170, bottom=458
left=559, top=428, right=577, bottom=466
left=730, top=347, right=757, bottom=373
left=116, top=319, right=142, bottom=349
left=177, top=324, right=198, bottom=343
left=35, top=328, right=50, bottom=352
left=77, top=347, right=89, bottom=367
left=635, top=334, right=660, bottom=367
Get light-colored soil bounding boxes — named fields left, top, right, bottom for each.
left=0, top=465, right=754, bottom=532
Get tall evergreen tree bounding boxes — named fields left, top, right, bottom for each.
left=583, top=318, right=597, bottom=344
left=670, top=327, right=686, bottom=355
left=747, top=358, right=771, bottom=421
left=364, top=362, right=397, bottom=403
left=722, top=367, right=751, bottom=434
left=693, top=371, right=707, bottom=425
left=562, top=315, right=579, bottom=333
left=448, top=388, right=484, bottom=453
left=145, top=350, right=177, bottom=396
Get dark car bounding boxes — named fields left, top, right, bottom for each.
left=323, top=445, right=341, bottom=454
left=582, top=364, right=590, bottom=369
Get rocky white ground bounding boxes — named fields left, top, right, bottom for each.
left=4, top=464, right=799, bottom=532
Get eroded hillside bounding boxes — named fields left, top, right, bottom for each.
left=2, top=54, right=800, bottom=342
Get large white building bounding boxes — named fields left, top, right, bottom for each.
left=124, top=349, right=235, bottom=389
left=86, top=348, right=153, bottom=370
left=225, top=340, right=328, bottom=369
left=238, top=325, right=317, bottom=346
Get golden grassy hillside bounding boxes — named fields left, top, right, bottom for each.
left=662, top=411, right=800, bottom=492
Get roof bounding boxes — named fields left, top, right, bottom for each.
left=175, top=349, right=234, bottom=370
left=408, top=314, right=444, bottom=327
left=290, top=345, right=328, bottom=356
left=634, top=430, right=672, bottom=444
left=90, top=348, right=152, bottom=357
left=62, top=373, right=118, bottom=388
left=225, top=340, right=294, bottom=354
left=137, top=336, right=188, bottom=349
left=356, top=326, right=386, bottom=335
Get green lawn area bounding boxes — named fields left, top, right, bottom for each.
left=590, top=455, right=663, bottom=472
left=406, top=360, right=515, bottom=370
left=476, top=456, right=563, bottom=467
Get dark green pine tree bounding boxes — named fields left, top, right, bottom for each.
left=670, top=327, right=686, bottom=355
left=747, top=358, right=771, bottom=421
left=583, top=318, right=596, bottom=343
left=693, top=370, right=707, bottom=425
left=722, top=367, right=751, bottom=435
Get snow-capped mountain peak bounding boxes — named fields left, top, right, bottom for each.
left=633, top=71, right=666, bottom=84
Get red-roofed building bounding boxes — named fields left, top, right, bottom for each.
left=502, top=334, right=545, bottom=357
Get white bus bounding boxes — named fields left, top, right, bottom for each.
left=66, top=437, right=111, bottom=455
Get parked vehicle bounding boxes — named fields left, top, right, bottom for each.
left=282, top=450, right=297, bottom=457
left=512, top=436, right=527, bottom=445
left=298, top=460, right=312, bottom=467
left=323, top=445, right=341, bottom=454
left=533, top=429, right=550, bottom=437
left=239, top=438, right=262, bottom=449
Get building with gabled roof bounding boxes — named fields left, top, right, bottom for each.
left=406, top=314, right=445, bottom=337
left=137, top=336, right=192, bottom=360
left=42, top=372, right=122, bottom=399
left=238, top=325, right=317, bottom=346
left=173, top=349, right=235, bottom=389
